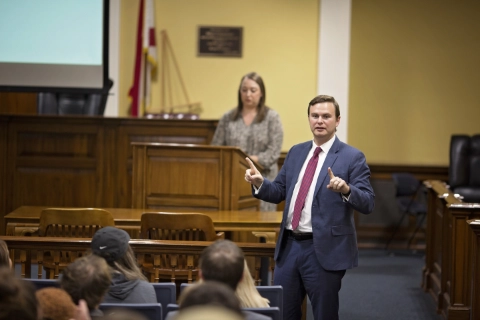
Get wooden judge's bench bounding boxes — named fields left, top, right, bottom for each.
left=0, top=114, right=242, bottom=235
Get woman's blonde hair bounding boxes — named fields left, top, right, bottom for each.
left=0, top=240, right=11, bottom=268
left=235, top=260, right=270, bottom=308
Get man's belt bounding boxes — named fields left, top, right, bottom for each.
left=285, top=229, right=313, bottom=241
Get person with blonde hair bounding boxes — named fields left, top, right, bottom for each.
left=0, top=239, right=12, bottom=268
left=235, top=260, right=269, bottom=308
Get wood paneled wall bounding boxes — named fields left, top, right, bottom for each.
left=0, top=114, right=217, bottom=235
left=0, top=93, right=37, bottom=114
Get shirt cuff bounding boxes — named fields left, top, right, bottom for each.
left=341, top=190, right=351, bottom=202
left=253, top=182, right=263, bottom=194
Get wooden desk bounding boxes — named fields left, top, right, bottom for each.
left=5, top=206, right=283, bottom=242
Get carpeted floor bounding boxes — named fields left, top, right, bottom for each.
left=337, top=249, right=442, bottom=320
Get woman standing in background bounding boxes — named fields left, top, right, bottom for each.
left=211, top=72, right=283, bottom=211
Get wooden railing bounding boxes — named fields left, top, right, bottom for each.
left=467, top=220, right=480, bottom=320
left=422, top=180, right=480, bottom=319
left=1, top=236, right=276, bottom=285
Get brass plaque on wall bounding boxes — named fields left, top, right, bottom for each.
left=197, top=26, right=243, bottom=57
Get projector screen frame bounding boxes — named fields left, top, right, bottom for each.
left=0, top=0, right=110, bottom=94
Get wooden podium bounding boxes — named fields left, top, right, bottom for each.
left=131, top=143, right=261, bottom=211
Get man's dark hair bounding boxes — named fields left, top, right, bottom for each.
left=199, top=239, right=245, bottom=290
left=308, top=94, right=340, bottom=118
left=179, top=281, right=242, bottom=317
left=0, top=267, right=38, bottom=320
left=60, top=254, right=111, bottom=311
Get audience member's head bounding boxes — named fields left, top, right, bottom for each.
left=0, top=240, right=12, bottom=268
left=175, top=306, right=244, bottom=320
left=198, top=239, right=244, bottom=290
left=0, top=266, right=38, bottom=320
left=36, top=287, right=76, bottom=320
left=91, top=226, right=147, bottom=281
left=179, top=281, right=243, bottom=318
left=60, top=254, right=111, bottom=311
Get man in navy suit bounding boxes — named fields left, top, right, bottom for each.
left=245, top=95, right=375, bottom=320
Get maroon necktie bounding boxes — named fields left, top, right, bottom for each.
left=291, top=147, right=322, bottom=230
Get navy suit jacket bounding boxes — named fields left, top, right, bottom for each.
left=254, top=137, right=375, bottom=271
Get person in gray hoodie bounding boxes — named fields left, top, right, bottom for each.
left=91, top=226, right=156, bottom=304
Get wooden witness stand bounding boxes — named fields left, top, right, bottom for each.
left=131, top=142, right=264, bottom=211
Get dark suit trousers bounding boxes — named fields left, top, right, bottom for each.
left=274, top=236, right=346, bottom=320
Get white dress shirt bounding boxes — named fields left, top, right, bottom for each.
left=285, top=136, right=336, bottom=232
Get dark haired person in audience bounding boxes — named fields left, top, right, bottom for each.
left=166, top=239, right=270, bottom=320
left=0, top=266, right=39, bottom=320
left=211, top=71, right=283, bottom=211
left=245, top=95, right=375, bottom=320
left=178, top=281, right=244, bottom=318
left=61, top=254, right=111, bottom=318
left=198, top=242, right=269, bottom=308
left=199, top=240, right=270, bottom=320
left=90, top=226, right=156, bottom=304
left=0, top=239, right=12, bottom=268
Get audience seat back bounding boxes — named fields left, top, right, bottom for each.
left=152, top=283, right=176, bottom=319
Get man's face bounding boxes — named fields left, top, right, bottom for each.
left=308, top=102, right=340, bottom=144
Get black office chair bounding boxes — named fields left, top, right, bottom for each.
left=385, top=172, right=427, bottom=250
left=449, top=134, right=480, bottom=202
left=37, top=79, right=113, bottom=115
